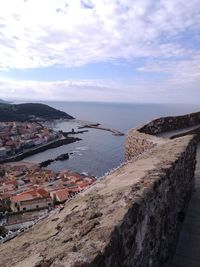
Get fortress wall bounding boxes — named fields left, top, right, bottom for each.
left=0, top=120, right=198, bottom=267
left=90, top=135, right=197, bottom=267
left=139, top=111, right=200, bottom=135
left=125, top=129, right=164, bottom=161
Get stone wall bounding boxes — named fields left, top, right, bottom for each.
left=91, top=136, right=197, bottom=267
left=125, top=129, right=164, bottom=161
left=0, top=133, right=197, bottom=267
left=139, top=111, right=200, bottom=135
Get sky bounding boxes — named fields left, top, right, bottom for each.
left=0, top=0, right=199, bottom=103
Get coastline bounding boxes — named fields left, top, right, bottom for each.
left=0, top=136, right=81, bottom=164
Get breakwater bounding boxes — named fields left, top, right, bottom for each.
left=0, top=137, right=81, bottom=163
left=79, top=123, right=124, bottom=136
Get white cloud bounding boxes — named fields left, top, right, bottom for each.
left=0, top=74, right=199, bottom=104
left=0, top=0, right=199, bottom=69
left=138, top=54, right=200, bottom=86
left=0, top=0, right=199, bottom=104
left=0, top=79, right=127, bottom=102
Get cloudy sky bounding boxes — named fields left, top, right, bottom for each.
left=0, top=0, right=199, bottom=103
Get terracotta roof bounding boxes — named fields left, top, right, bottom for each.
left=37, top=188, right=50, bottom=197
left=11, top=188, right=50, bottom=203
left=0, top=193, right=11, bottom=200
left=54, top=189, right=69, bottom=202
left=67, top=187, right=81, bottom=193
left=5, top=180, right=17, bottom=185
left=77, top=181, right=89, bottom=186
left=11, top=193, right=33, bottom=202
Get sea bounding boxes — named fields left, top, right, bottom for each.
left=20, top=101, right=200, bottom=177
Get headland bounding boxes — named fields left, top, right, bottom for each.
left=0, top=102, right=74, bottom=122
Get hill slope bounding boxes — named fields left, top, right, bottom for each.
left=0, top=99, right=11, bottom=104
left=0, top=103, right=74, bottom=121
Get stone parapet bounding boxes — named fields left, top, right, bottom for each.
left=139, top=111, right=200, bottom=135
left=0, top=131, right=197, bottom=267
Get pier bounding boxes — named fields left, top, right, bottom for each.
left=78, top=123, right=124, bottom=136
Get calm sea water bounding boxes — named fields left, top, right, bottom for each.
left=23, top=102, right=200, bottom=177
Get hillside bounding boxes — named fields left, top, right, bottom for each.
left=0, top=99, right=11, bottom=104
left=0, top=103, right=74, bottom=121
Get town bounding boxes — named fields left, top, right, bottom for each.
left=0, top=162, right=96, bottom=211
left=0, top=121, right=96, bottom=243
left=0, top=161, right=96, bottom=241
left=0, top=121, right=62, bottom=160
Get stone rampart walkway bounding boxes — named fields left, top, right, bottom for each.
left=170, top=144, right=200, bottom=267
left=156, top=125, right=200, bottom=138
left=158, top=127, right=200, bottom=267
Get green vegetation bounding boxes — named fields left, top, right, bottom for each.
left=0, top=103, right=74, bottom=121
